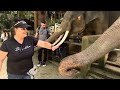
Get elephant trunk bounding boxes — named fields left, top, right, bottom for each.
left=46, top=11, right=75, bottom=43
left=58, top=17, right=120, bottom=77
left=46, top=13, right=71, bottom=43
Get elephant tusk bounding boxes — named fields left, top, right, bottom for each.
left=52, top=34, right=64, bottom=46
left=54, top=30, right=69, bottom=46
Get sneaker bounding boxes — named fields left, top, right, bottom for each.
left=37, top=64, right=41, bottom=67
left=42, top=64, right=46, bottom=67
left=37, top=62, right=42, bottom=67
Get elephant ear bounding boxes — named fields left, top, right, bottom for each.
left=85, top=11, right=102, bottom=24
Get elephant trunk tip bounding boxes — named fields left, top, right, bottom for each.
left=58, top=66, right=81, bottom=78
left=58, top=59, right=81, bottom=78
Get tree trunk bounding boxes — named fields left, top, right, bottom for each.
left=34, top=11, right=38, bottom=31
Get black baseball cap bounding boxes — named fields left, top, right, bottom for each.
left=13, top=20, right=31, bottom=29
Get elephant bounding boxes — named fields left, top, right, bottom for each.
left=34, top=11, right=109, bottom=53
left=34, top=11, right=110, bottom=61
left=35, top=11, right=120, bottom=76
left=58, top=16, right=120, bottom=77
left=43, top=11, right=109, bottom=54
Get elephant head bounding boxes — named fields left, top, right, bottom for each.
left=46, top=11, right=108, bottom=48
left=58, top=16, right=120, bottom=77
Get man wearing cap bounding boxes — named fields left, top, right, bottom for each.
left=0, top=20, right=59, bottom=79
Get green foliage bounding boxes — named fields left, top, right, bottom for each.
left=0, top=14, right=8, bottom=29
left=47, top=18, right=62, bottom=27
left=0, top=11, right=34, bottom=31
left=48, top=20, right=55, bottom=26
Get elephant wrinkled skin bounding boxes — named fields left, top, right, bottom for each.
left=43, top=11, right=120, bottom=77
left=34, top=11, right=109, bottom=52
left=46, top=11, right=109, bottom=46
left=58, top=17, right=120, bottom=77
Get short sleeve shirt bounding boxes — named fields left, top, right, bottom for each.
left=37, top=27, right=51, bottom=41
left=0, top=36, right=38, bottom=75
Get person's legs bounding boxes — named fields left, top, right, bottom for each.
left=8, top=73, right=22, bottom=79
left=8, top=73, right=31, bottom=79
left=42, top=48, right=48, bottom=67
left=37, top=48, right=43, bottom=66
left=23, top=74, right=31, bottom=79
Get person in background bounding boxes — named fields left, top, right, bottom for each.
left=0, top=29, right=9, bottom=42
left=35, top=20, right=52, bottom=67
left=0, top=20, right=59, bottom=79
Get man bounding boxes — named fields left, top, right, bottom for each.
left=35, top=20, right=52, bottom=67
